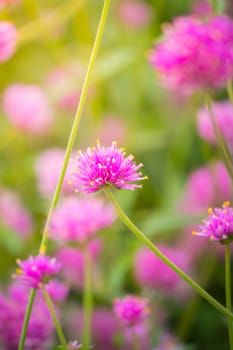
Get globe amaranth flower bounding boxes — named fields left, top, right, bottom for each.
left=192, top=201, right=233, bottom=242
left=113, top=295, right=149, bottom=327
left=50, top=196, right=115, bottom=243
left=0, top=21, right=17, bottom=62
left=149, top=15, right=233, bottom=94
left=15, top=255, right=61, bottom=288
left=70, top=140, right=147, bottom=194
left=197, top=101, right=233, bottom=149
left=118, top=0, right=152, bottom=29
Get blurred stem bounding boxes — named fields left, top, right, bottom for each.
left=38, top=0, right=111, bottom=255
left=42, top=285, right=68, bottom=349
left=225, top=243, right=233, bottom=350
left=18, top=289, right=36, bottom=350
left=103, top=186, right=233, bottom=320
left=227, top=80, right=233, bottom=105
left=205, top=93, right=233, bottom=182
left=82, top=247, right=93, bottom=350
left=133, top=332, right=140, bottom=350
left=211, top=0, right=217, bottom=13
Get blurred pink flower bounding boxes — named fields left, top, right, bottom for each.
left=50, top=196, right=115, bottom=244
left=45, top=280, right=69, bottom=302
left=191, top=0, right=212, bottom=16
left=149, top=15, right=233, bottom=94
left=2, top=84, right=53, bottom=133
left=96, top=116, right=127, bottom=145
left=34, top=148, right=74, bottom=198
left=197, top=101, right=233, bottom=149
left=118, top=0, right=151, bottom=28
left=113, top=295, right=149, bottom=326
left=0, top=0, right=20, bottom=8
left=0, top=188, right=33, bottom=239
left=0, top=21, right=17, bottom=62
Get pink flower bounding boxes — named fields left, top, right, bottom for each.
left=191, top=0, right=212, bottom=16
left=149, top=15, right=233, bottom=94
left=134, top=245, right=190, bottom=294
left=2, top=84, right=53, bottom=134
left=45, top=280, right=68, bottom=302
left=0, top=21, right=17, bottom=62
left=192, top=201, right=233, bottom=242
left=118, top=0, right=151, bottom=28
left=70, top=141, right=147, bottom=194
left=15, top=255, right=61, bottom=288
left=95, top=116, right=127, bottom=145
left=113, top=295, right=149, bottom=326
left=0, top=188, right=33, bottom=239
left=50, top=196, right=115, bottom=243
left=197, top=101, right=233, bottom=149
left=34, top=148, right=74, bottom=198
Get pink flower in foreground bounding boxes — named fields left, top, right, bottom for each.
left=197, top=101, right=233, bottom=149
left=113, top=295, right=149, bottom=327
left=0, top=21, right=17, bottom=62
left=50, top=196, right=115, bottom=243
left=70, top=141, right=147, bottom=194
left=149, top=15, right=233, bottom=94
left=2, top=84, right=53, bottom=134
left=15, top=255, right=60, bottom=288
left=118, top=0, right=151, bottom=28
left=192, top=201, right=233, bottom=242
left=0, top=188, right=33, bottom=238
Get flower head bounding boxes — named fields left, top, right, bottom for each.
left=68, top=340, right=82, bottom=349
left=118, top=0, right=151, bottom=29
left=70, top=141, right=147, bottom=194
left=192, top=201, right=233, bottom=242
left=15, top=255, right=61, bottom=288
left=149, top=15, right=233, bottom=94
left=113, top=295, right=149, bottom=327
left=0, top=21, right=17, bottom=62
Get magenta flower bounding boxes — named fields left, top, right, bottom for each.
left=113, top=295, right=149, bottom=327
left=193, top=201, right=233, bottom=242
left=197, top=101, right=233, bottom=149
left=0, top=21, right=17, bottom=62
left=191, top=0, right=212, bottom=16
left=68, top=340, right=82, bottom=349
left=45, top=280, right=68, bottom=302
left=2, top=84, right=53, bottom=134
left=50, top=196, right=115, bottom=243
left=149, top=15, right=233, bottom=94
left=70, top=141, right=147, bottom=194
left=15, top=255, right=61, bottom=288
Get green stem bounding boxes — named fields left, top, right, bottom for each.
left=132, top=332, right=140, bottom=350
left=42, top=285, right=68, bottom=349
left=18, top=289, right=36, bottom=350
left=211, top=0, right=217, bottom=13
left=225, top=243, right=233, bottom=350
left=82, top=247, right=93, bottom=350
left=103, top=186, right=233, bottom=320
left=205, top=93, right=233, bottom=183
left=39, top=0, right=111, bottom=255
left=227, top=80, right=233, bottom=106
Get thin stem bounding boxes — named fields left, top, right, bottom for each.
left=227, top=80, right=233, bottom=106
left=18, top=289, right=36, bottom=350
left=103, top=186, right=233, bottom=320
left=42, top=285, right=68, bottom=350
left=205, top=93, right=233, bottom=183
left=82, top=247, right=93, bottom=350
left=39, top=0, right=111, bottom=255
left=211, top=0, right=217, bottom=13
left=225, top=243, right=233, bottom=350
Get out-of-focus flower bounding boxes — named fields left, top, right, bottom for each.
left=197, top=101, right=233, bottom=149
left=113, top=295, right=149, bottom=327
left=45, top=280, right=68, bottom=302
left=149, top=15, right=233, bottom=94
left=95, top=116, right=127, bottom=145
left=34, top=148, right=74, bottom=198
left=117, top=0, right=151, bottom=28
left=2, top=84, right=53, bottom=133
left=193, top=201, right=233, bottom=242
left=68, top=340, right=82, bottom=349
left=178, top=161, right=231, bottom=215
left=0, top=0, right=20, bottom=8
left=15, top=255, right=60, bottom=288
left=134, top=245, right=190, bottom=294
left=0, top=21, right=17, bottom=62
left=0, top=283, right=54, bottom=350
left=191, top=0, right=212, bottom=16
left=0, top=188, right=33, bottom=239
left=70, top=140, right=147, bottom=194
left=50, top=196, right=115, bottom=243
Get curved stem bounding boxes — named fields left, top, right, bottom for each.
left=18, top=289, right=36, bottom=350
left=103, top=186, right=233, bottom=320
left=225, top=243, right=233, bottom=349
left=42, top=285, right=68, bottom=349
left=39, top=0, right=112, bottom=255
left=82, top=247, right=93, bottom=350
left=227, top=80, right=233, bottom=106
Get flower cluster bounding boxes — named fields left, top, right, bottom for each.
left=192, top=201, right=233, bottom=242
left=70, top=141, right=147, bottom=194
left=113, top=295, right=149, bottom=326
left=149, top=15, right=233, bottom=94
left=0, top=21, right=17, bottom=62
